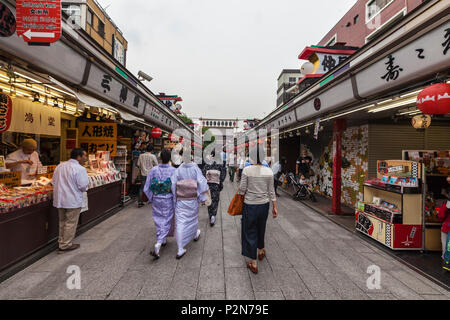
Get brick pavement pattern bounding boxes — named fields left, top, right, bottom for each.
left=0, top=180, right=449, bottom=300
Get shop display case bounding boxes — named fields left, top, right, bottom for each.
left=356, top=160, right=424, bottom=250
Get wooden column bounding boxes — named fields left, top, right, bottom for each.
left=332, top=119, right=346, bottom=215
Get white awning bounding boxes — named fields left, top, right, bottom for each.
left=49, top=76, right=144, bottom=123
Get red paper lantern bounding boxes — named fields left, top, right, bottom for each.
left=179, top=137, right=184, bottom=143
left=151, top=128, right=162, bottom=138
left=0, top=93, right=12, bottom=133
left=168, top=133, right=177, bottom=142
left=417, top=83, right=450, bottom=115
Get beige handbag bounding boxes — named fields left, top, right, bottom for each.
left=205, top=189, right=212, bottom=206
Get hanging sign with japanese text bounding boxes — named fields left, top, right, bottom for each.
left=16, top=0, right=61, bottom=43
left=7, top=97, right=60, bottom=136
left=0, top=92, right=12, bottom=132
left=78, top=122, right=117, bottom=156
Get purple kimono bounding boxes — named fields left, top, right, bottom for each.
left=144, top=164, right=176, bottom=244
left=171, top=163, right=209, bottom=250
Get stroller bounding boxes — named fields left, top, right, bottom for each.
left=286, top=172, right=317, bottom=202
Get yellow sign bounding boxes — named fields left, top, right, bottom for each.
left=0, top=171, right=22, bottom=188
left=79, top=140, right=117, bottom=156
left=0, top=156, right=5, bottom=169
left=78, top=122, right=117, bottom=140
left=78, top=122, right=117, bottom=156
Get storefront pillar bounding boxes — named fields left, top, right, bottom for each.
left=332, top=119, right=346, bottom=215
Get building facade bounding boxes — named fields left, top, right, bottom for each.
left=318, top=0, right=424, bottom=47
left=62, top=0, right=128, bottom=66
left=277, top=69, right=302, bottom=108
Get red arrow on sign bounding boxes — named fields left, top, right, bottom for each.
left=16, top=0, right=62, bottom=44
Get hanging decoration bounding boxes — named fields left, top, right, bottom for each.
left=0, top=92, right=13, bottom=132
left=416, top=83, right=450, bottom=115
left=411, top=114, right=432, bottom=129
left=151, top=127, right=162, bottom=138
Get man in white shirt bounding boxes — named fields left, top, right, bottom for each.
left=52, top=148, right=89, bottom=253
left=5, top=139, right=42, bottom=184
left=227, top=151, right=237, bottom=182
left=137, top=144, right=158, bottom=207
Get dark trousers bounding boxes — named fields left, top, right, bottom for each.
left=241, top=202, right=270, bottom=260
left=238, top=168, right=243, bottom=181
left=138, top=175, right=147, bottom=204
left=208, top=183, right=221, bottom=218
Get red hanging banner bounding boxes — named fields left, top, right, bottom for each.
left=16, top=0, right=62, bottom=44
left=0, top=93, right=12, bottom=133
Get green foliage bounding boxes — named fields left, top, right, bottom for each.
left=178, top=113, right=193, bottom=125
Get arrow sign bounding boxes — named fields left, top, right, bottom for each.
left=23, top=30, right=55, bottom=40
left=16, top=0, right=62, bottom=44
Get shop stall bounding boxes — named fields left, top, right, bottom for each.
left=403, top=150, right=450, bottom=251
left=0, top=149, right=122, bottom=272
left=356, top=160, right=424, bottom=250
left=355, top=153, right=450, bottom=252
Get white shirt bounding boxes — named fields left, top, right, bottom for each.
left=228, top=153, right=236, bottom=167
left=238, top=157, right=245, bottom=169
left=52, top=159, right=90, bottom=209
left=5, top=149, right=42, bottom=183
left=271, top=162, right=281, bottom=175
left=137, top=152, right=158, bottom=176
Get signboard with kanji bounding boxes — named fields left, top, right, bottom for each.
left=0, top=171, right=22, bottom=188
left=78, top=122, right=117, bottom=156
left=16, top=0, right=62, bottom=44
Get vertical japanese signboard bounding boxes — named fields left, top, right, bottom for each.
left=78, top=122, right=117, bottom=156
left=16, top=0, right=61, bottom=44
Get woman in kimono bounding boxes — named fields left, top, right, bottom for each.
left=171, top=148, right=209, bottom=259
left=202, top=150, right=226, bottom=227
left=143, top=149, right=176, bottom=260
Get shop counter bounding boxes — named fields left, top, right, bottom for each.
left=0, top=181, right=122, bottom=272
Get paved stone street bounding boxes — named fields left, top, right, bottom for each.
left=0, top=180, right=449, bottom=300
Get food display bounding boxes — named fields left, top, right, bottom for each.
left=86, top=152, right=122, bottom=189
left=0, top=184, right=53, bottom=213
left=0, top=151, right=121, bottom=214
left=357, top=200, right=402, bottom=224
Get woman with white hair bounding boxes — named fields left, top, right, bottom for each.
left=5, top=138, right=42, bottom=184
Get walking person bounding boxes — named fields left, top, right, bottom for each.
left=439, top=176, right=450, bottom=268
left=271, top=157, right=287, bottom=196
left=171, top=148, right=209, bottom=259
left=144, top=149, right=176, bottom=260
left=237, top=152, right=245, bottom=182
left=202, top=150, right=226, bottom=227
left=238, top=146, right=278, bottom=274
left=137, top=145, right=158, bottom=207
left=52, top=148, right=89, bottom=254
left=227, top=150, right=237, bottom=182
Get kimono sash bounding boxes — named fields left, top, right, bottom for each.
left=176, top=179, right=198, bottom=200
left=206, top=169, right=221, bottom=184
left=150, top=167, right=172, bottom=195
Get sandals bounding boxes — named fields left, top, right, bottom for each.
left=258, top=249, right=266, bottom=261
left=176, top=249, right=187, bottom=260
left=150, top=251, right=160, bottom=260
left=247, top=261, right=258, bottom=274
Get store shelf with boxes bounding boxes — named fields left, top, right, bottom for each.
left=355, top=154, right=450, bottom=252
left=356, top=160, right=424, bottom=250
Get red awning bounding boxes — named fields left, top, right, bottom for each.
left=298, top=46, right=356, bottom=60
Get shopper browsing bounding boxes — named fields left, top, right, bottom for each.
left=296, top=149, right=313, bottom=178
left=52, top=148, right=89, bottom=254
left=439, top=176, right=450, bottom=263
left=137, top=145, right=158, bottom=208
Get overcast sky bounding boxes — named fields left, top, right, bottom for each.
left=99, top=0, right=357, bottom=121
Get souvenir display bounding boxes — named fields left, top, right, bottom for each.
left=0, top=185, right=53, bottom=213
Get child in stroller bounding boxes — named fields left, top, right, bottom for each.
left=287, top=172, right=317, bottom=202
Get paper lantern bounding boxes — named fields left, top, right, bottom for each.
left=179, top=137, right=184, bottom=143
left=411, top=114, right=431, bottom=129
left=151, top=128, right=162, bottom=138
left=0, top=93, right=12, bottom=132
left=416, top=83, right=450, bottom=115
left=300, top=61, right=314, bottom=75
left=168, top=133, right=177, bottom=142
